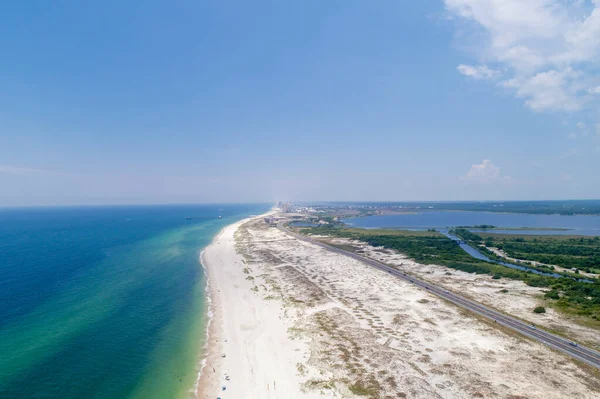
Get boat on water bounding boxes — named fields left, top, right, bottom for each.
left=218, top=215, right=222, bottom=219
left=186, top=216, right=192, bottom=220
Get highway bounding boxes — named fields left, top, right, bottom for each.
left=277, top=222, right=600, bottom=370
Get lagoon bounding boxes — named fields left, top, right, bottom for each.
left=344, top=211, right=600, bottom=236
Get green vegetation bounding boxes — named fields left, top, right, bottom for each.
left=314, top=227, right=441, bottom=237
left=544, top=290, right=560, bottom=300
left=348, top=381, right=379, bottom=397
left=309, top=215, right=338, bottom=224
left=296, top=362, right=306, bottom=376
left=299, top=225, right=600, bottom=322
left=301, top=225, right=547, bottom=283
left=475, top=233, right=600, bottom=274
left=451, top=230, right=592, bottom=279
left=533, top=306, right=546, bottom=314
left=452, top=228, right=483, bottom=242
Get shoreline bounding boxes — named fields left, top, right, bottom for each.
left=191, top=249, right=216, bottom=398
left=195, top=222, right=231, bottom=399
left=194, top=213, right=271, bottom=399
left=195, top=246, right=223, bottom=398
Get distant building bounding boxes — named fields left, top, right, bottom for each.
left=265, top=216, right=286, bottom=225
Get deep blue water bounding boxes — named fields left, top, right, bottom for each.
left=344, top=211, right=600, bottom=236
left=0, top=204, right=269, bottom=399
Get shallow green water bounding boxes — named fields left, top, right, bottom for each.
left=0, top=204, right=268, bottom=398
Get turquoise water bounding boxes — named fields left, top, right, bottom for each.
left=0, top=204, right=268, bottom=399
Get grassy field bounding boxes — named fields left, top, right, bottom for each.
left=315, top=227, right=442, bottom=237
left=476, top=233, right=600, bottom=274
left=449, top=229, right=600, bottom=321
left=478, top=232, right=600, bottom=241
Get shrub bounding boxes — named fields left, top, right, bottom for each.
left=533, top=306, right=546, bottom=314
left=525, top=277, right=551, bottom=288
left=544, top=290, right=560, bottom=300
left=348, top=381, right=378, bottom=396
left=492, top=274, right=501, bottom=280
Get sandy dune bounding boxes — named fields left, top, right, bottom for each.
left=199, top=216, right=600, bottom=398
left=331, top=236, right=600, bottom=350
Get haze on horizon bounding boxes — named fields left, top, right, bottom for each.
left=2, top=1, right=600, bottom=207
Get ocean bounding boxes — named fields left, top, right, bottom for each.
left=0, top=204, right=269, bottom=399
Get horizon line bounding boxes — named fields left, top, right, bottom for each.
left=2, top=199, right=600, bottom=210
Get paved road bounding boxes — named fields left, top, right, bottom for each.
left=277, top=223, right=600, bottom=370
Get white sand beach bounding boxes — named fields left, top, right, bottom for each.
left=198, top=215, right=323, bottom=399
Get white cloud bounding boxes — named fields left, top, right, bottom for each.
left=589, top=86, right=600, bottom=94
left=457, top=64, right=501, bottom=80
left=568, top=132, right=577, bottom=139
left=576, top=121, right=586, bottom=129
left=446, top=0, right=600, bottom=112
left=499, top=68, right=584, bottom=111
left=462, top=159, right=502, bottom=183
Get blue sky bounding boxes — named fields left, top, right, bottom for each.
left=1, top=0, right=599, bottom=206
